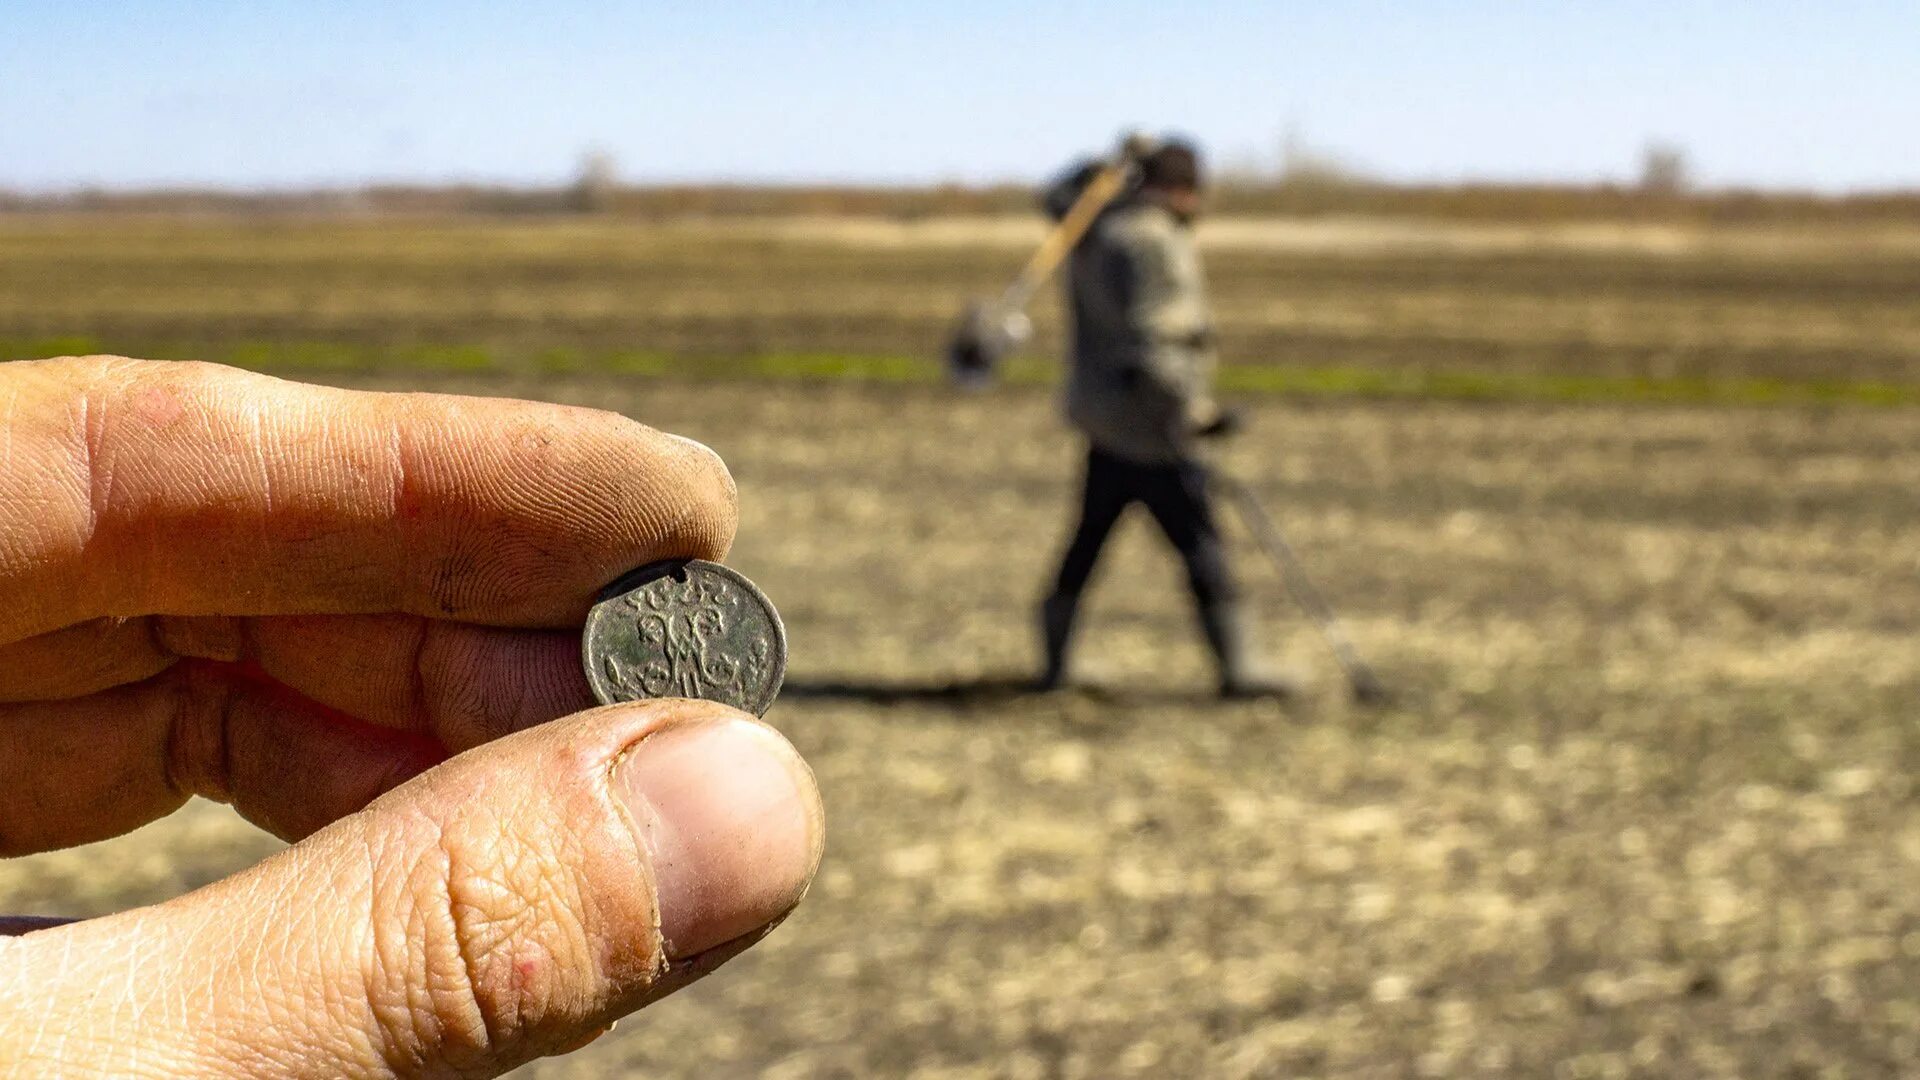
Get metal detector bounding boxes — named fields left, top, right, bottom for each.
left=1215, top=471, right=1391, bottom=704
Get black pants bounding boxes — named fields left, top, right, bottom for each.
left=1050, top=446, right=1235, bottom=608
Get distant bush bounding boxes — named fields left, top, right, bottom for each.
left=570, top=150, right=620, bottom=213
left=1639, top=142, right=1691, bottom=197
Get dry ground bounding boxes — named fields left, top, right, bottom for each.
left=3, top=210, right=1918, bottom=1075
left=5, top=213, right=1920, bottom=388
left=4, top=371, right=1916, bottom=1078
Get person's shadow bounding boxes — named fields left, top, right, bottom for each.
left=779, top=676, right=1224, bottom=709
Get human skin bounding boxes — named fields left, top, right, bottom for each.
left=0, top=356, right=825, bottom=1078
left=1156, top=183, right=1203, bottom=225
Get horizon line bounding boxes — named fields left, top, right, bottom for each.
left=7, top=176, right=1920, bottom=201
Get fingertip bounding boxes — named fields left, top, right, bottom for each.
left=609, top=707, right=822, bottom=960
left=656, top=430, right=739, bottom=562
left=433, top=406, right=739, bottom=618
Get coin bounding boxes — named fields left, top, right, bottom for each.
left=582, top=559, right=787, bottom=716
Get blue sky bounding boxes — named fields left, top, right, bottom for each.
left=3, top=1, right=1914, bottom=191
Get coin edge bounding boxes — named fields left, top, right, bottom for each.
left=580, top=559, right=788, bottom=717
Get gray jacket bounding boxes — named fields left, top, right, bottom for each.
left=1061, top=198, right=1218, bottom=465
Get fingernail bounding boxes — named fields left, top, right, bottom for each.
left=616, top=716, right=822, bottom=959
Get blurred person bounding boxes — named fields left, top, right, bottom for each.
left=0, top=356, right=824, bottom=1078
left=1038, top=140, right=1287, bottom=698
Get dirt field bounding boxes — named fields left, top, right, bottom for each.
left=5, top=213, right=1920, bottom=392
left=2, top=211, right=1919, bottom=1076
left=3, top=371, right=1916, bottom=1077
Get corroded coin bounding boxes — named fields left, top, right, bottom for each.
left=583, top=559, right=787, bottom=716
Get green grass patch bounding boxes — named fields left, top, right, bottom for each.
left=4, top=338, right=1917, bottom=408
left=1212, top=364, right=1920, bottom=407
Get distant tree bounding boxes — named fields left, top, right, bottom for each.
left=1639, top=142, right=1690, bottom=196
left=570, top=148, right=619, bottom=213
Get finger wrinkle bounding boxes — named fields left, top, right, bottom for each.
left=248, top=401, right=276, bottom=608
left=74, top=384, right=105, bottom=594
left=0, top=384, right=16, bottom=474
left=440, top=826, right=509, bottom=1060
left=388, top=411, right=420, bottom=612
left=75, top=361, right=177, bottom=619
left=425, top=551, right=485, bottom=619
left=404, top=618, right=436, bottom=739
left=163, top=664, right=240, bottom=804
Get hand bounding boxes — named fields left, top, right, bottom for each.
left=1193, top=404, right=1245, bottom=440
left=0, top=357, right=825, bottom=1077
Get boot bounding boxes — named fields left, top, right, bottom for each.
left=1037, top=592, right=1080, bottom=691
left=1199, top=598, right=1295, bottom=700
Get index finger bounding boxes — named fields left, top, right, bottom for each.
left=0, top=357, right=736, bottom=641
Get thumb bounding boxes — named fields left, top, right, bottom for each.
left=7, top=700, right=824, bottom=1079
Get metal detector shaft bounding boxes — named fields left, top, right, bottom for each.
left=994, top=161, right=1131, bottom=316
left=946, top=132, right=1154, bottom=386
left=1216, top=472, right=1386, bottom=698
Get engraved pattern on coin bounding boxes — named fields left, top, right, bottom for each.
left=583, top=559, right=786, bottom=716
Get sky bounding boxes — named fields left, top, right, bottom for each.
left=3, top=1, right=1915, bottom=192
